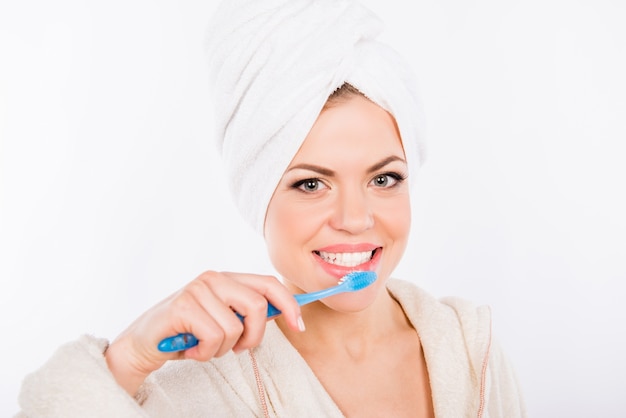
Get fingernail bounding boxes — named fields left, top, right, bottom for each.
left=297, top=315, right=306, bottom=332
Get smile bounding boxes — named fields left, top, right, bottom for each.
left=314, top=249, right=379, bottom=267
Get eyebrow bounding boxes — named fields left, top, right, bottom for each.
left=287, top=155, right=406, bottom=176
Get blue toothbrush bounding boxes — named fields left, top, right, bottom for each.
left=158, top=270, right=377, bottom=352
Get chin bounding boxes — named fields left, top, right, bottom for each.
left=321, top=284, right=381, bottom=313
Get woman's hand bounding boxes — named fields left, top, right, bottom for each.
left=104, top=271, right=303, bottom=396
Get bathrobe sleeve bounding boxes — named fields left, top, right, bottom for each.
left=15, top=335, right=148, bottom=418
left=15, top=335, right=270, bottom=418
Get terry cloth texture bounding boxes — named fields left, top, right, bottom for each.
left=205, top=0, right=427, bottom=234
left=16, top=279, right=526, bottom=417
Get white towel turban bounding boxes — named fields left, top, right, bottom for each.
left=205, top=0, right=426, bottom=234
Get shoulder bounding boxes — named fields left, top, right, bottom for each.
left=386, top=278, right=492, bottom=370
left=386, top=278, right=491, bottom=334
left=387, top=279, right=526, bottom=416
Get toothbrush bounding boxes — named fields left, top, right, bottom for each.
left=157, top=270, right=377, bottom=352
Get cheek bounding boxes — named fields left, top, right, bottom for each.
left=264, top=196, right=323, bottom=273
left=266, top=197, right=303, bottom=244
left=396, top=198, right=411, bottom=233
left=377, top=194, right=411, bottom=250
left=371, top=195, right=410, bottom=285
left=264, top=199, right=288, bottom=268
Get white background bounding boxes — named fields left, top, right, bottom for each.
left=1, top=0, right=625, bottom=416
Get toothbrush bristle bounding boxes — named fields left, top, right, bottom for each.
left=339, top=271, right=377, bottom=291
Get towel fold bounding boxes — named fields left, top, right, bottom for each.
left=205, top=0, right=426, bottom=233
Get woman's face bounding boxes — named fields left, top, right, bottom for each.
left=264, top=94, right=411, bottom=312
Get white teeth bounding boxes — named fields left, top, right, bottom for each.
left=317, top=250, right=374, bottom=267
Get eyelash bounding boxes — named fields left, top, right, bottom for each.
left=291, top=178, right=327, bottom=193
left=371, top=172, right=407, bottom=188
left=290, top=171, right=407, bottom=193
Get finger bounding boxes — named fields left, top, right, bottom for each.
left=194, top=272, right=276, bottom=350
left=178, top=278, right=246, bottom=358
left=221, top=272, right=304, bottom=332
left=229, top=289, right=271, bottom=352
left=162, top=290, right=233, bottom=361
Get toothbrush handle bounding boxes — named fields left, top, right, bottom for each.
left=158, top=333, right=198, bottom=352
left=158, top=285, right=343, bottom=352
left=158, top=304, right=284, bottom=352
left=238, top=287, right=338, bottom=320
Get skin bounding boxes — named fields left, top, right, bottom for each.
left=267, top=94, right=434, bottom=417
left=105, top=92, right=433, bottom=416
left=105, top=272, right=304, bottom=395
left=265, top=93, right=411, bottom=305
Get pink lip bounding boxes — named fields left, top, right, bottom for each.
left=313, top=243, right=382, bottom=280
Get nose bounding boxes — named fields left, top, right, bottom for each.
left=329, top=186, right=374, bottom=234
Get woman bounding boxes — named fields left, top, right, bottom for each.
left=16, top=0, right=526, bottom=416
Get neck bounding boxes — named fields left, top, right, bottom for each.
left=276, top=288, right=410, bottom=357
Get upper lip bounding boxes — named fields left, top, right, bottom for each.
left=315, top=243, right=380, bottom=253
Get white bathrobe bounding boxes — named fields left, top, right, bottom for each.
left=16, top=279, right=526, bottom=417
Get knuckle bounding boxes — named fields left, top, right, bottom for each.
left=182, top=278, right=206, bottom=296
left=259, top=274, right=279, bottom=284
left=249, top=294, right=269, bottom=312
left=222, top=320, right=244, bottom=339
left=169, top=291, right=196, bottom=313
left=197, top=270, right=222, bottom=285
left=206, top=325, right=226, bottom=343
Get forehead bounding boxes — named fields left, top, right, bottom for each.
left=291, top=95, right=405, bottom=164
